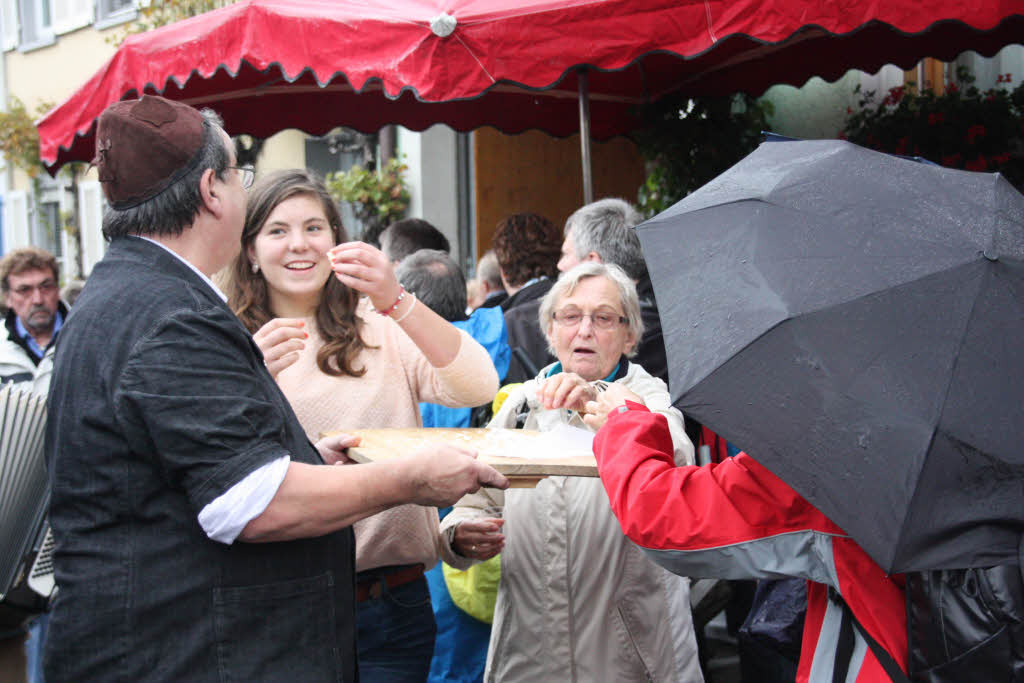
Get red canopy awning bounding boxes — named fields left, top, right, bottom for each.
left=37, top=0, right=1024, bottom=172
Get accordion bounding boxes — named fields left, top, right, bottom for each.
left=0, top=382, right=52, bottom=624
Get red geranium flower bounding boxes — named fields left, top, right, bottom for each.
left=965, top=155, right=987, bottom=171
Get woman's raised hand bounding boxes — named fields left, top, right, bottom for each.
left=328, top=241, right=402, bottom=311
left=254, top=318, right=308, bottom=379
left=537, top=372, right=599, bottom=412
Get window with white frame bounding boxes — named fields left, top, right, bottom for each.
left=32, top=181, right=65, bottom=265
left=2, top=191, right=30, bottom=251
left=52, top=0, right=91, bottom=34
left=78, top=180, right=106, bottom=275
left=16, top=0, right=54, bottom=49
left=1, top=0, right=20, bottom=50
left=95, top=0, right=134, bottom=28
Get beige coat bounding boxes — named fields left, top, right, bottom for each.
left=441, top=362, right=703, bottom=683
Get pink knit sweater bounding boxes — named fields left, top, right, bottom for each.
left=276, top=299, right=499, bottom=572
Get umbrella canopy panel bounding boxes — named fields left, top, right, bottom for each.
left=36, top=0, right=1024, bottom=171
left=637, top=140, right=1024, bottom=572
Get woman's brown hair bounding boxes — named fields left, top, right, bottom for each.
left=226, top=169, right=373, bottom=377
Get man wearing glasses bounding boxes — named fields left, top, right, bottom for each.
left=0, top=247, right=64, bottom=682
left=0, top=247, right=65, bottom=388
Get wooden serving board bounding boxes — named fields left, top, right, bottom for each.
left=325, top=428, right=598, bottom=488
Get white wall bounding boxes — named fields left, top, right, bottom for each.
left=955, top=44, right=1024, bottom=86
left=762, top=44, right=1023, bottom=142
left=761, top=65, right=905, bottom=140
left=258, top=129, right=309, bottom=172
left=397, top=125, right=461, bottom=255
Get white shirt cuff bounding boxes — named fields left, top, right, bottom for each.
left=197, top=455, right=291, bottom=544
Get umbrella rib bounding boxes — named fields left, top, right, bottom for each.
left=886, top=261, right=989, bottom=572
left=452, top=34, right=496, bottom=84
left=703, top=0, right=718, bottom=42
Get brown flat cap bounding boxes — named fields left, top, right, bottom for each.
left=93, top=95, right=206, bottom=210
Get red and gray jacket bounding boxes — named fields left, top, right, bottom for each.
left=594, top=404, right=908, bottom=683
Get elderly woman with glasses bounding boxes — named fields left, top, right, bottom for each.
left=440, top=262, right=703, bottom=682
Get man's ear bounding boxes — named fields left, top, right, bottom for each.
left=199, top=168, right=222, bottom=218
left=584, top=251, right=602, bottom=263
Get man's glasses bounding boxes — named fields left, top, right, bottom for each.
left=228, top=166, right=256, bottom=189
left=11, top=280, right=58, bottom=297
left=551, top=307, right=627, bottom=330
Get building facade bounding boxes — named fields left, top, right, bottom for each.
left=0, top=1, right=1020, bottom=281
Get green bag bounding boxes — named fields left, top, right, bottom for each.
left=442, top=555, right=502, bottom=624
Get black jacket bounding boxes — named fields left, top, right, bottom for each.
left=501, top=278, right=555, bottom=384
left=44, top=237, right=357, bottom=682
left=907, top=561, right=1024, bottom=682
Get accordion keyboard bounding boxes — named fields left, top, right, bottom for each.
left=27, top=526, right=55, bottom=598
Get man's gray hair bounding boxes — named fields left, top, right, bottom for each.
left=395, top=249, right=467, bottom=323
left=538, top=262, right=644, bottom=358
left=476, top=250, right=502, bottom=289
left=565, top=198, right=647, bottom=280
left=102, top=109, right=230, bottom=240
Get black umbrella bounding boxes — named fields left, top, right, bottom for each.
left=637, top=139, right=1024, bottom=573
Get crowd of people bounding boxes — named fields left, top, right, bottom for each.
left=1, top=93, right=1019, bottom=683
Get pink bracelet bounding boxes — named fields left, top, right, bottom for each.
left=377, top=286, right=406, bottom=316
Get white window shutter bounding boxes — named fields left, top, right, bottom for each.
left=3, top=191, right=30, bottom=249
left=78, top=181, right=105, bottom=274
left=1, top=0, right=19, bottom=50
left=53, top=0, right=93, bottom=35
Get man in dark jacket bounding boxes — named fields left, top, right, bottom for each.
left=0, top=247, right=64, bottom=683
left=44, top=95, right=507, bottom=683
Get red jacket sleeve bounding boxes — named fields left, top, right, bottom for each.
left=593, top=405, right=846, bottom=553
left=594, top=405, right=908, bottom=679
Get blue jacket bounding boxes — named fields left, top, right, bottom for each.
left=423, top=307, right=509, bottom=683
left=420, top=306, right=510, bottom=428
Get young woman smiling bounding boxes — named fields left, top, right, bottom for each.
left=226, top=169, right=499, bottom=681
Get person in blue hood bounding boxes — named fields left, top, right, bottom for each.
left=396, top=248, right=510, bottom=683
left=397, top=249, right=510, bottom=428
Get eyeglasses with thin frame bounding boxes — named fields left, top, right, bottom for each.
left=10, top=280, right=58, bottom=298
left=551, top=307, right=627, bottom=330
left=228, top=166, right=256, bottom=189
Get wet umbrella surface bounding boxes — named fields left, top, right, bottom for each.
left=638, top=139, right=1024, bottom=573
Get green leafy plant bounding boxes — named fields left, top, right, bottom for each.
left=0, top=98, right=90, bottom=275
left=325, top=158, right=410, bottom=244
left=108, top=0, right=232, bottom=46
left=842, top=66, right=1024, bottom=191
left=633, top=94, right=773, bottom=216
left=0, top=97, right=48, bottom=177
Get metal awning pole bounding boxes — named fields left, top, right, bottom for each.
left=578, top=69, right=593, bottom=205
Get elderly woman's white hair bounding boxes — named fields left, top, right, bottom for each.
left=538, top=262, right=645, bottom=358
